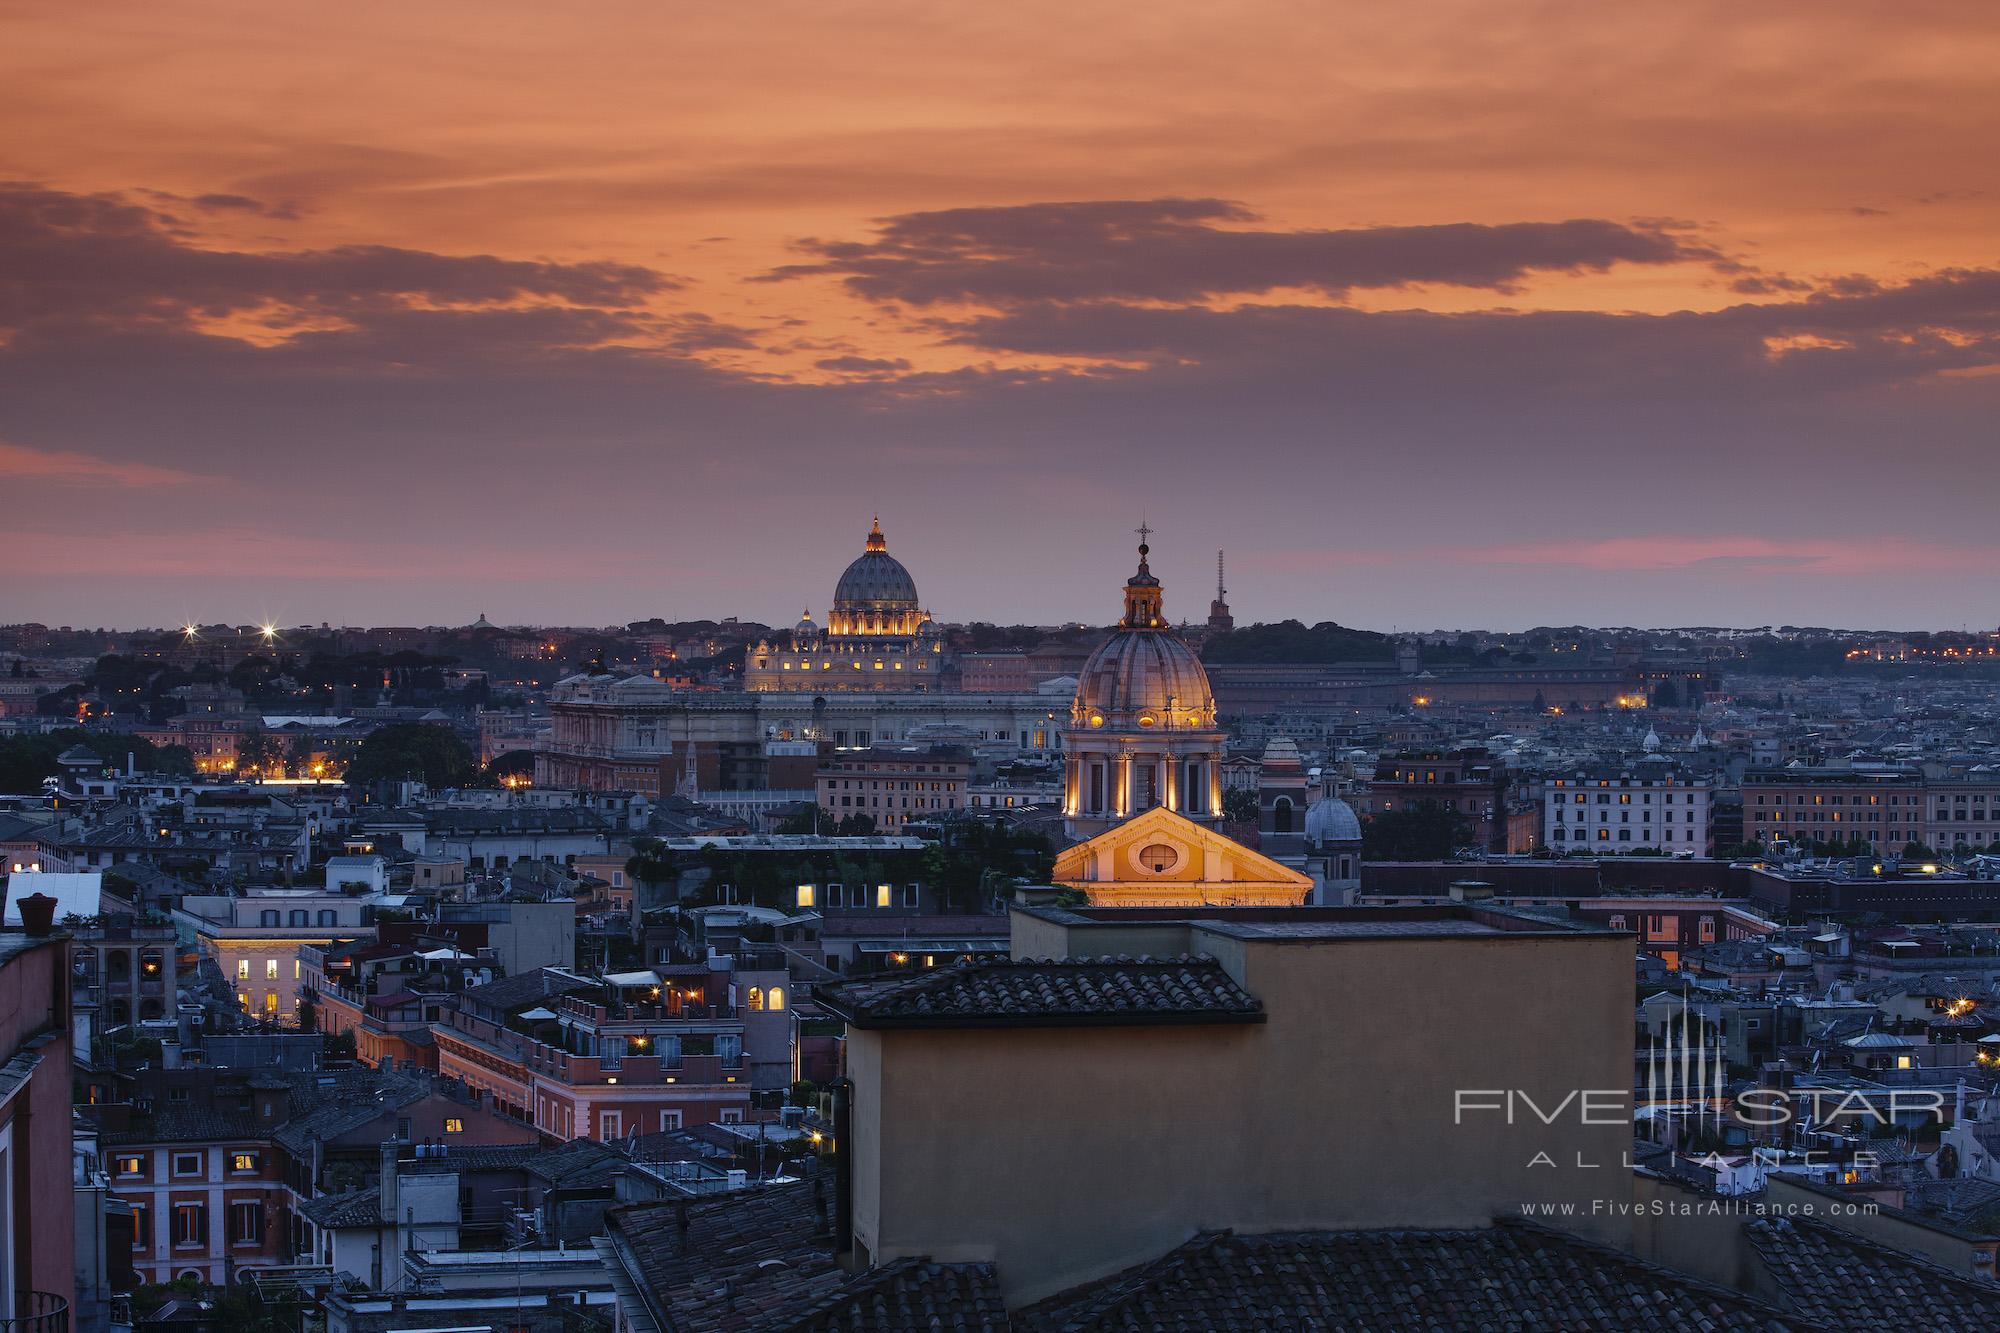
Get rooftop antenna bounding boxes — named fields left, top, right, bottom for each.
left=1217, top=549, right=1227, bottom=601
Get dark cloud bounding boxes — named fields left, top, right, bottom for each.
left=135, top=187, right=299, bottom=220
left=814, top=355, right=913, bottom=373
left=2, top=184, right=1995, bottom=631
left=1729, top=274, right=1813, bottom=295
left=0, top=182, right=674, bottom=338
left=762, top=199, right=1724, bottom=306
left=190, top=192, right=301, bottom=220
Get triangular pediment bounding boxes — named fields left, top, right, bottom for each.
left=1053, top=805, right=1313, bottom=906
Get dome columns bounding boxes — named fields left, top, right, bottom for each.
left=1064, top=735, right=1223, bottom=835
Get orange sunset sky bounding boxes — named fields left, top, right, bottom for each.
left=3, top=1, right=1998, bottom=629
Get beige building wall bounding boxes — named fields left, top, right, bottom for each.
left=849, top=915, right=1636, bottom=1305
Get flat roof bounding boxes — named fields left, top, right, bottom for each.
left=1013, top=903, right=1624, bottom=941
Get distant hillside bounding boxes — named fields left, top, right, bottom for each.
left=1200, top=620, right=1398, bottom=664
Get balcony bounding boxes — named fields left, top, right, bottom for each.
left=0, top=1292, right=69, bottom=1333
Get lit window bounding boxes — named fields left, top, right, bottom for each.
left=265, top=959, right=278, bottom=980
left=876, top=884, right=892, bottom=908
left=796, top=884, right=816, bottom=908
left=231, top=1153, right=257, bottom=1173
left=443, top=1118, right=464, bottom=1133
left=236, top=960, right=249, bottom=981
left=747, top=987, right=764, bottom=1011
left=767, top=986, right=786, bottom=1010
left=115, top=1156, right=146, bottom=1178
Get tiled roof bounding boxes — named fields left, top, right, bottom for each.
left=297, top=1186, right=381, bottom=1229
left=776, top=1258, right=1006, bottom=1333
left=815, top=956, right=1264, bottom=1029
left=400, top=1142, right=542, bottom=1175
left=526, top=1136, right=631, bottom=1189
left=270, top=1067, right=430, bottom=1154
left=100, top=1106, right=260, bottom=1145
left=606, top=1181, right=844, bottom=1332
left=1023, top=1224, right=1805, bottom=1333
left=458, top=967, right=594, bottom=1014
left=1746, top=1215, right=2000, bottom=1330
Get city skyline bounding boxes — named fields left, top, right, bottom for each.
left=4, top=2, right=1999, bottom=628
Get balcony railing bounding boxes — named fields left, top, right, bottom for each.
left=0, top=1291, right=70, bottom=1333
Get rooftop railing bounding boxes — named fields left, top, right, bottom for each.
left=0, top=1292, right=69, bottom=1333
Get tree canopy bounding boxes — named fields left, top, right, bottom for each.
left=1200, top=620, right=1396, bottom=664
left=0, top=728, right=193, bottom=791
left=1360, top=801, right=1475, bottom=861
left=342, top=722, right=478, bottom=788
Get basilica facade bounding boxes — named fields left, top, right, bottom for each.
left=744, top=518, right=950, bottom=692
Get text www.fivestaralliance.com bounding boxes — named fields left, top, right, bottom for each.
left=1518, top=1200, right=1879, bottom=1218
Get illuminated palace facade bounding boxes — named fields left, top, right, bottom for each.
left=1062, top=536, right=1227, bottom=839
left=745, top=518, right=949, bottom=692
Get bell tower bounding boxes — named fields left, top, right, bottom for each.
left=1207, top=549, right=1234, bottom=634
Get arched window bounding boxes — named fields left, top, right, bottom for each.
left=1273, top=797, right=1294, bottom=833
left=746, top=986, right=764, bottom=1012
left=767, top=986, right=786, bottom=1011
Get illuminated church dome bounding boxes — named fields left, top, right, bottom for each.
left=830, top=517, right=924, bottom=635
left=744, top=516, right=950, bottom=692
left=1063, top=531, right=1225, bottom=838
left=1071, top=540, right=1217, bottom=732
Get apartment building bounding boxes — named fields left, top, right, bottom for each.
left=1743, top=766, right=1933, bottom=851
left=1543, top=762, right=1713, bottom=854
left=816, top=746, right=970, bottom=831
left=433, top=968, right=755, bottom=1141
left=88, top=1069, right=296, bottom=1288
left=175, top=890, right=375, bottom=1023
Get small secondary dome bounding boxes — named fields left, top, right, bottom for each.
left=1305, top=795, right=1362, bottom=847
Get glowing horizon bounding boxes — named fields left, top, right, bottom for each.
left=4, top=1, right=1998, bottom=630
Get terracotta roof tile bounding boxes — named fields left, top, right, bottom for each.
left=815, top=956, right=1263, bottom=1029
left=1745, top=1214, right=2000, bottom=1330
left=1022, top=1224, right=1806, bottom=1333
